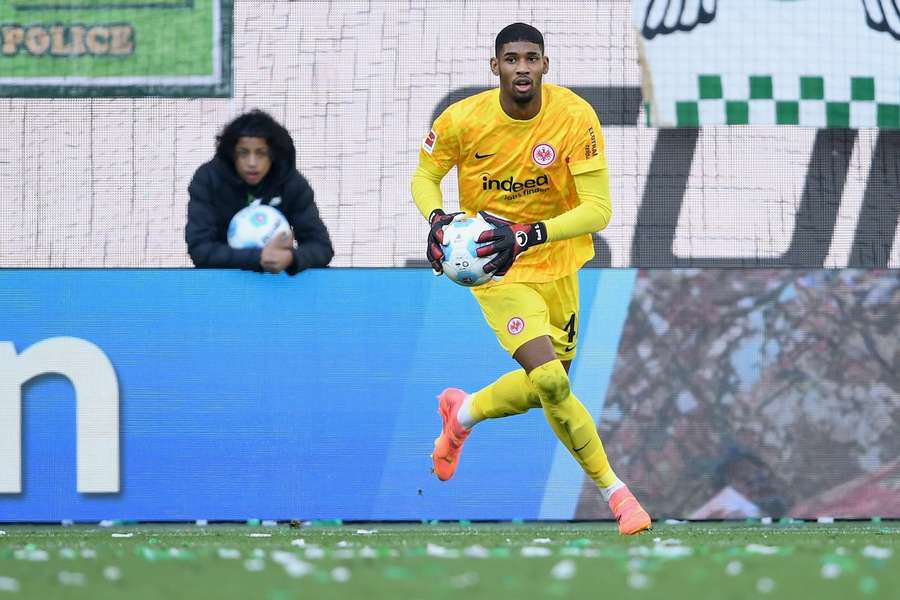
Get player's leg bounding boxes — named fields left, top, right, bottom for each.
left=431, top=283, right=549, bottom=481
left=458, top=281, right=560, bottom=429
left=516, top=336, right=619, bottom=487
left=432, top=367, right=542, bottom=481
left=520, top=275, right=651, bottom=535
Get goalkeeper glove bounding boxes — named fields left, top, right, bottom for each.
left=475, top=211, right=547, bottom=279
left=426, top=209, right=463, bottom=274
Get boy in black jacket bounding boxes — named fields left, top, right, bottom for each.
left=186, top=110, right=334, bottom=275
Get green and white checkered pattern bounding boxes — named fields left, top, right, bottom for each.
left=668, top=75, right=900, bottom=128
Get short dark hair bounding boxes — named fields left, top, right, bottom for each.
left=495, top=22, right=544, bottom=57
left=215, top=109, right=296, bottom=167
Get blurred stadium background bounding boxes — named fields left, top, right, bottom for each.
left=2, top=0, right=896, bottom=270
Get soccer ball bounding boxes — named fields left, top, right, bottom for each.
left=440, top=215, right=495, bottom=287
left=227, top=204, right=291, bottom=249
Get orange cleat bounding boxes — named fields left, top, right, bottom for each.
left=609, top=486, right=652, bottom=535
left=431, top=388, right=470, bottom=481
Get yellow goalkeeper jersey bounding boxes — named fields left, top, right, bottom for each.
left=419, top=83, right=607, bottom=283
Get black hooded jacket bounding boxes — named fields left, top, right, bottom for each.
left=185, top=140, right=334, bottom=275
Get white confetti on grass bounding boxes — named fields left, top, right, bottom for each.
left=725, top=560, right=743, bottom=576
left=243, top=558, right=265, bottom=572
left=653, top=538, right=683, bottom=546
left=628, top=573, right=651, bottom=589
left=103, top=566, right=122, bottom=582
left=80, top=549, right=96, bottom=559
left=58, top=572, right=86, bottom=587
left=532, top=538, right=552, bottom=544
left=627, top=558, right=645, bottom=573
left=521, top=546, right=552, bottom=557
left=0, top=531, right=5, bottom=536
left=262, top=520, right=278, bottom=527
left=449, top=572, right=479, bottom=589
left=331, top=567, right=351, bottom=583
left=426, top=543, right=460, bottom=559
left=630, top=545, right=693, bottom=559
left=305, top=547, right=325, bottom=560
left=821, top=563, right=842, bottom=579
left=284, top=562, right=313, bottom=578
left=360, top=546, right=378, bottom=559
left=217, top=548, right=241, bottom=560
left=271, top=551, right=313, bottom=578
left=746, top=544, right=780, bottom=555
left=817, top=517, right=835, bottom=524
left=290, top=539, right=306, bottom=547
left=463, top=545, right=490, bottom=559
left=14, top=548, right=48, bottom=562
left=550, top=559, right=576, bottom=580
left=60, top=548, right=77, bottom=559
left=355, top=529, right=377, bottom=535
left=756, top=577, right=776, bottom=594
left=111, top=533, right=133, bottom=538
left=248, top=533, right=271, bottom=538
left=862, top=546, right=892, bottom=560
left=195, top=520, right=208, bottom=527
left=99, top=520, right=115, bottom=528
left=0, top=576, right=19, bottom=592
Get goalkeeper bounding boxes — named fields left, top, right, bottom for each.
left=410, top=23, right=651, bottom=535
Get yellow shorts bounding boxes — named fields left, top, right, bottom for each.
left=470, top=272, right=580, bottom=361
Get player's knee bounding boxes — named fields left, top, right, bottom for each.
left=528, top=360, right=570, bottom=405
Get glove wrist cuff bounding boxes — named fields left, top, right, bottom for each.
left=529, top=222, right=548, bottom=247
left=428, top=209, right=446, bottom=224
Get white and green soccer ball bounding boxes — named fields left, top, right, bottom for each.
left=440, top=215, right=495, bottom=287
left=227, top=204, right=291, bottom=249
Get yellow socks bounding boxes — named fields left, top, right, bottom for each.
left=527, top=360, right=618, bottom=489
left=463, top=360, right=619, bottom=491
left=468, top=369, right=541, bottom=422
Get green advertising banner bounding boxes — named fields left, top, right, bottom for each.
left=636, top=0, right=900, bottom=128
left=0, top=0, right=231, bottom=96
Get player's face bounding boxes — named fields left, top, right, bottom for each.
left=234, top=137, right=271, bottom=186
left=491, top=41, right=549, bottom=105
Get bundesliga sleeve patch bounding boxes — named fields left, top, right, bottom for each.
left=422, top=129, right=438, bottom=154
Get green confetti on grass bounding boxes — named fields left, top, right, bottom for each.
left=859, top=576, right=879, bottom=594
left=306, top=519, right=343, bottom=528
left=545, top=581, right=570, bottom=596
left=383, top=566, right=411, bottom=580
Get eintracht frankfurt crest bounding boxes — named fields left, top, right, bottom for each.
left=532, top=143, right=556, bottom=167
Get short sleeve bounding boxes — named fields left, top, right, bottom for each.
left=418, top=106, right=461, bottom=176
left=566, top=103, right=608, bottom=176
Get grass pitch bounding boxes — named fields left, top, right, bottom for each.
left=0, top=521, right=897, bottom=599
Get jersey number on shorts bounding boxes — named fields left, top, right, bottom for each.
left=563, top=313, right=576, bottom=352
